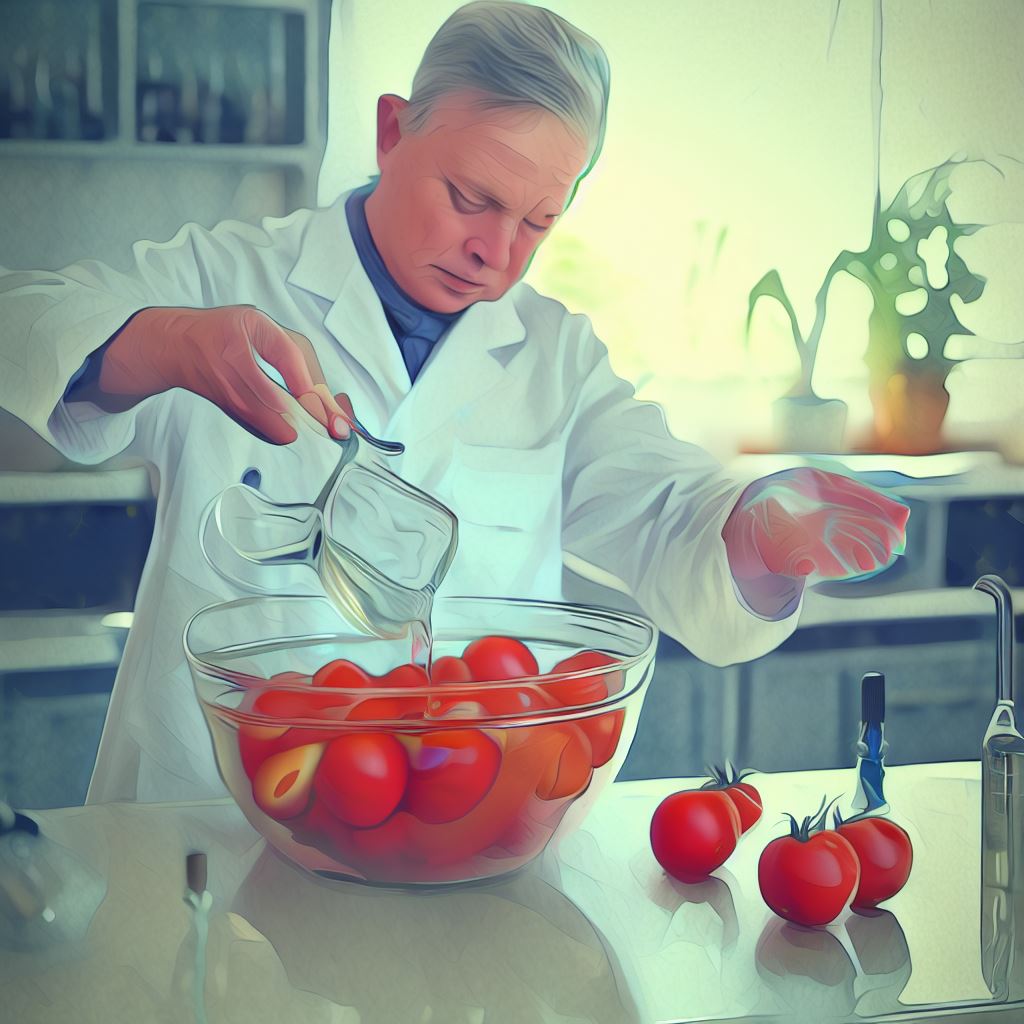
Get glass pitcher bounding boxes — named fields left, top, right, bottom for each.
left=200, top=430, right=458, bottom=641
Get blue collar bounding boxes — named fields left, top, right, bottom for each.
left=345, top=185, right=459, bottom=345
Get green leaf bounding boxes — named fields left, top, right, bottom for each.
left=745, top=269, right=805, bottom=354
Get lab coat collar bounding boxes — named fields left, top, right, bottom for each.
left=287, top=189, right=528, bottom=431
left=286, top=191, right=355, bottom=300
left=287, top=191, right=414, bottom=411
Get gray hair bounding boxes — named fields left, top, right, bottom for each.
left=404, top=1, right=610, bottom=172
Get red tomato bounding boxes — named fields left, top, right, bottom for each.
left=463, top=636, right=538, bottom=682
left=238, top=687, right=350, bottom=777
left=403, top=728, right=541, bottom=867
left=427, top=681, right=556, bottom=719
left=476, top=684, right=556, bottom=717
left=267, top=670, right=307, bottom=686
left=650, top=790, right=741, bottom=883
left=251, top=742, right=325, bottom=820
left=252, top=687, right=354, bottom=720
left=238, top=723, right=289, bottom=779
left=297, top=796, right=360, bottom=864
left=346, top=694, right=427, bottom=722
left=724, top=782, right=763, bottom=834
left=430, top=656, right=474, bottom=684
left=379, top=663, right=430, bottom=688
left=535, top=724, right=594, bottom=800
left=701, top=766, right=763, bottom=834
left=400, top=729, right=502, bottom=824
left=546, top=651, right=619, bottom=707
left=835, top=816, right=913, bottom=909
left=312, top=659, right=373, bottom=689
left=579, top=709, right=625, bottom=768
left=544, top=653, right=625, bottom=767
left=314, top=733, right=409, bottom=827
left=348, top=810, right=418, bottom=864
left=758, top=827, right=861, bottom=926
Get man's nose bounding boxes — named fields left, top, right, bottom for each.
left=465, top=215, right=515, bottom=272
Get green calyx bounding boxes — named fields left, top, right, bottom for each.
left=785, top=795, right=839, bottom=841
left=700, top=760, right=754, bottom=790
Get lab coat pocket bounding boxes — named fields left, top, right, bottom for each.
left=438, top=439, right=564, bottom=599
left=446, top=439, right=563, bottom=528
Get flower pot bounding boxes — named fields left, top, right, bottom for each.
left=868, top=372, right=949, bottom=455
left=771, top=395, right=848, bottom=454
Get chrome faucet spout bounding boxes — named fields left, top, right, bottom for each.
left=974, top=575, right=1015, bottom=705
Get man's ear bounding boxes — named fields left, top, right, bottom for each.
left=376, top=94, right=409, bottom=162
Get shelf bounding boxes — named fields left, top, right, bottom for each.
left=0, top=467, right=153, bottom=505
left=0, top=138, right=317, bottom=167
left=728, top=450, right=1009, bottom=481
left=0, top=610, right=128, bottom=672
left=800, top=586, right=1024, bottom=627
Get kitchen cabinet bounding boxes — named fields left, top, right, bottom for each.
left=0, top=0, right=332, bottom=273
left=617, top=453, right=1024, bottom=781
left=619, top=601, right=1011, bottom=782
left=0, top=469, right=151, bottom=806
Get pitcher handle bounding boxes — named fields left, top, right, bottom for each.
left=199, top=483, right=324, bottom=594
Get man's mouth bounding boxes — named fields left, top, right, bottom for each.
left=434, top=266, right=483, bottom=291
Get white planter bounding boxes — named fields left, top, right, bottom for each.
left=772, top=395, right=848, bottom=454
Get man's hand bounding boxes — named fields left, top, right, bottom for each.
left=82, top=305, right=354, bottom=444
left=722, top=468, right=910, bottom=614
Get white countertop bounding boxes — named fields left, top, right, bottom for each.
left=1, top=762, right=1018, bottom=1024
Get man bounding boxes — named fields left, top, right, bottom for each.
left=0, top=1, right=906, bottom=803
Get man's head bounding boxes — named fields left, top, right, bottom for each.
left=363, top=1, right=610, bottom=314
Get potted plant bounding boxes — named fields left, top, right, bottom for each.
left=745, top=267, right=849, bottom=454
left=747, top=156, right=991, bottom=455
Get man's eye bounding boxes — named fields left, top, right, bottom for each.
left=447, top=183, right=487, bottom=214
left=524, top=221, right=549, bottom=234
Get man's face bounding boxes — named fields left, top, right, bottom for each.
left=364, top=91, right=590, bottom=313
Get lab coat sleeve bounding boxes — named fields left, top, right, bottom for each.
left=559, top=319, right=801, bottom=667
left=0, top=215, right=303, bottom=465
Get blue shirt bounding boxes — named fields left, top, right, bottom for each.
left=345, top=184, right=460, bottom=384
left=66, top=186, right=462, bottom=399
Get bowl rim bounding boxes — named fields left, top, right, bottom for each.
left=184, top=593, right=659, bottom=726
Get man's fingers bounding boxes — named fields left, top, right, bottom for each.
left=335, top=391, right=355, bottom=423
left=222, top=363, right=298, bottom=445
left=282, top=327, right=329, bottom=385
left=250, top=320, right=354, bottom=440
left=230, top=313, right=357, bottom=442
left=247, top=314, right=317, bottom=398
left=797, top=469, right=909, bottom=528
left=306, top=383, right=352, bottom=439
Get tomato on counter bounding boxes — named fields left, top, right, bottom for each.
left=758, top=802, right=861, bottom=926
left=833, top=811, right=913, bottom=909
left=700, top=764, right=763, bottom=835
left=650, top=789, right=742, bottom=883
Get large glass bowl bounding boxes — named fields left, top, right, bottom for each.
left=184, top=595, right=657, bottom=886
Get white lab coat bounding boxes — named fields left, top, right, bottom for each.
left=0, top=189, right=801, bottom=804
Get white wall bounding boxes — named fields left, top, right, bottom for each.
left=321, top=0, right=1024, bottom=457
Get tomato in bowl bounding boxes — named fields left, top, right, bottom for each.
left=184, top=595, right=657, bottom=886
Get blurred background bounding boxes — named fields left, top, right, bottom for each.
left=0, top=0, right=1022, bottom=808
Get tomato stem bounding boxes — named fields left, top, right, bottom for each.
left=785, top=794, right=840, bottom=841
left=701, top=759, right=756, bottom=790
